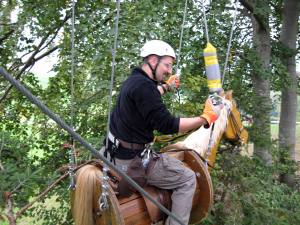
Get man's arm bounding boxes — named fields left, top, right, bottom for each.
left=179, top=117, right=208, bottom=133
left=157, top=83, right=169, bottom=95
left=178, top=98, right=224, bottom=133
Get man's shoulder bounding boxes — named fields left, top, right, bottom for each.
left=128, top=69, right=154, bottom=86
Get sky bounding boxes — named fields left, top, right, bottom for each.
left=10, top=5, right=58, bottom=88
left=31, top=53, right=57, bottom=88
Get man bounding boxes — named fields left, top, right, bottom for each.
left=103, top=40, right=222, bottom=225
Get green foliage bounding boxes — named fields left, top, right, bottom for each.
left=202, top=145, right=300, bottom=225
left=26, top=185, right=73, bottom=225
left=0, top=0, right=299, bottom=224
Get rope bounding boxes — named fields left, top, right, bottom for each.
left=229, top=112, right=243, bottom=140
left=155, top=130, right=195, bottom=143
left=0, top=67, right=185, bottom=225
left=175, top=0, right=188, bottom=74
left=205, top=123, right=215, bottom=168
left=201, top=0, right=210, bottom=43
left=68, top=0, right=77, bottom=190
left=104, top=0, right=120, bottom=150
left=201, top=0, right=238, bottom=85
left=70, top=0, right=75, bottom=128
left=0, top=132, right=4, bottom=170
left=171, top=0, right=188, bottom=112
left=200, top=0, right=216, bottom=171
left=221, top=1, right=238, bottom=85
left=100, top=0, right=121, bottom=211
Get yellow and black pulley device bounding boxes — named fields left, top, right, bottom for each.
left=203, top=42, right=223, bottom=105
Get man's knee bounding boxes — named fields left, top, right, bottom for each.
left=182, top=168, right=197, bottom=190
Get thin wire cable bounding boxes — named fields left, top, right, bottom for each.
left=101, top=0, right=121, bottom=211
left=105, top=0, right=120, bottom=150
left=175, top=0, right=188, bottom=74
left=173, top=0, right=188, bottom=111
left=221, top=1, right=238, bottom=85
left=70, top=0, right=75, bottom=129
left=0, top=67, right=186, bottom=225
left=201, top=0, right=210, bottom=43
left=68, top=0, right=77, bottom=190
left=0, top=132, right=4, bottom=170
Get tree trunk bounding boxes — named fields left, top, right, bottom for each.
left=278, top=0, right=300, bottom=186
left=249, top=0, right=273, bottom=164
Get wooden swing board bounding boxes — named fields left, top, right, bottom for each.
left=113, top=149, right=213, bottom=225
left=118, top=189, right=203, bottom=225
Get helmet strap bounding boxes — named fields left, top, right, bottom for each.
left=146, top=56, right=161, bottom=81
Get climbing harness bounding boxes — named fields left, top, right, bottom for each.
left=141, top=143, right=154, bottom=168
left=99, top=0, right=121, bottom=212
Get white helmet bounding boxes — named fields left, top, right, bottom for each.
left=140, top=40, right=176, bottom=59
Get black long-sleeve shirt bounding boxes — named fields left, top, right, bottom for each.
left=110, top=67, right=179, bottom=144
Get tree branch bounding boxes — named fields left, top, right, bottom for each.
left=9, top=25, right=60, bottom=72
left=15, top=172, right=69, bottom=218
left=37, top=21, right=64, bottom=57
left=0, top=23, right=17, bottom=26
left=0, top=14, right=71, bottom=103
left=3, top=160, right=94, bottom=222
left=239, top=0, right=267, bottom=31
left=0, top=29, right=15, bottom=45
left=4, top=192, right=16, bottom=225
left=35, top=46, right=59, bottom=62
left=189, top=15, right=202, bottom=32
left=0, top=45, right=59, bottom=103
left=224, top=6, right=244, bottom=13
left=2, top=172, right=68, bottom=223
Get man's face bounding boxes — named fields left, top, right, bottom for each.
left=155, top=56, right=174, bottom=82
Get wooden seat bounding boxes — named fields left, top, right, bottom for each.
left=116, top=150, right=213, bottom=224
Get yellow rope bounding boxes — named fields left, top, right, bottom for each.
left=154, top=129, right=197, bottom=144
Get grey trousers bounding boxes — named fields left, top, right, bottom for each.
left=100, top=148, right=196, bottom=225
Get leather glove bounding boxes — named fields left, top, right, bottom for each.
left=165, top=75, right=180, bottom=91
left=200, top=97, right=224, bottom=128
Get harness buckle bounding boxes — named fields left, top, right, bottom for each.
left=108, top=131, right=119, bottom=148
left=141, top=143, right=154, bottom=168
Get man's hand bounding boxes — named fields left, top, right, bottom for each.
left=200, top=98, right=224, bottom=128
left=165, top=75, right=180, bottom=91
